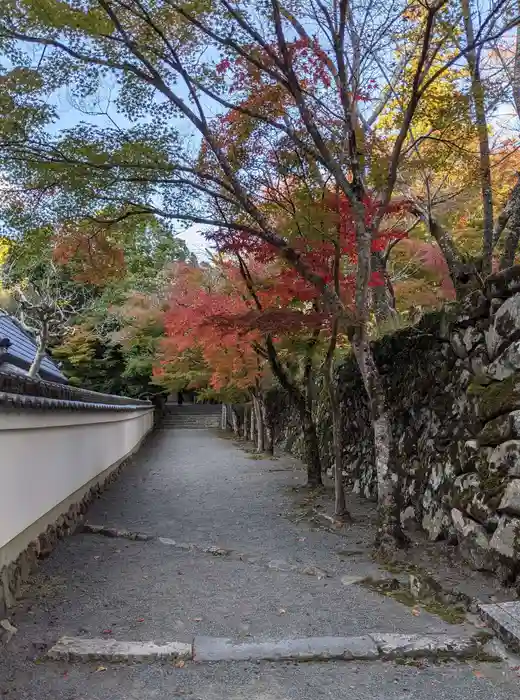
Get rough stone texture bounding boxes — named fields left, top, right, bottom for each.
left=498, top=481, right=520, bottom=516
left=266, top=266, right=520, bottom=585
left=48, top=636, right=192, bottom=662
left=193, top=635, right=379, bottom=662
left=489, top=517, right=520, bottom=560
left=487, top=341, right=520, bottom=380
left=191, top=633, right=480, bottom=662
left=489, top=441, right=520, bottom=477
left=370, top=633, right=479, bottom=660
left=477, top=414, right=512, bottom=446
left=450, top=509, right=494, bottom=571
left=479, top=601, right=520, bottom=654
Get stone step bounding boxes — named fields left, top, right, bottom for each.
left=48, top=632, right=487, bottom=664
left=479, top=601, right=520, bottom=653
left=165, top=404, right=221, bottom=414
left=160, top=415, right=221, bottom=429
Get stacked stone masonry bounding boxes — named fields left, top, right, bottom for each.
left=268, top=266, right=520, bottom=585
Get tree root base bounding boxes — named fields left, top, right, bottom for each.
left=375, top=528, right=410, bottom=559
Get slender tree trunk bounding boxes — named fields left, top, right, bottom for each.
left=351, top=332, right=404, bottom=549
left=461, top=0, right=493, bottom=275
left=242, top=404, right=248, bottom=439
left=513, top=2, right=520, bottom=120
left=260, top=396, right=274, bottom=455
left=221, top=404, right=227, bottom=431
left=249, top=401, right=255, bottom=443
left=324, top=363, right=348, bottom=516
left=252, top=393, right=265, bottom=452
left=323, top=317, right=349, bottom=517
left=301, top=401, right=322, bottom=487
left=28, top=328, right=48, bottom=379
left=231, top=407, right=239, bottom=436
left=264, top=336, right=322, bottom=486
left=371, top=252, right=399, bottom=325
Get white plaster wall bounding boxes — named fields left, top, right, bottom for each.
left=0, top=407, right=153, bottom=555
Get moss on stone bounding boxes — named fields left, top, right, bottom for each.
left=361, top=576, right=467, bottom=624
left=468, top=373, right=520, bottom=421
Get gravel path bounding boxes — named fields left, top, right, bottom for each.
left=1, top=425, right=520, bottom=697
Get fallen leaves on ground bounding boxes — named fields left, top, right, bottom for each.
left=96, top=666, right=107, bottom=673
left=174, top=660, right=185, bottom=668
left=411, top=608, right=421, bottom=617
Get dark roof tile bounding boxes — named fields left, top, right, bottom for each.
left=0, top=315, right=66, bottom=381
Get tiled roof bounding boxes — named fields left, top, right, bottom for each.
left=0, top=314, right=67, bottom=382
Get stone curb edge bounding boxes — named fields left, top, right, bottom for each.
left=47, top=632, right=492, bottom=664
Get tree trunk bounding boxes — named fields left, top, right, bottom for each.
left=264, top=335, right=322, bottom=486
left=323, top=368, right=348, bottom=517
left=461, top=0, right=493, bottom=275
left=231, top=407, right=239, bottom=436
left=28, top=335, right=47, bottom=379
left=351, top=332, right=405, bottom=550
left=252, top=393, right=265, bottom=452
left=221, top=404, right=227, bottom=431
left=371, top=252, right=398, bottom=325
left=301, top=403, right=322, bottom=487
left=323, top=316, right=350, bottom=518
left=241, top=406, right=248, bottom=438
left=249, top=402, right=255, bottom=443
left=260, top=396, right=274, bottom=455
left=242, top=404, right=248, bottom=439
left=513, top=0, right=520, bottom=119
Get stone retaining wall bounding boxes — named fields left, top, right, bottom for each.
left=268, top=266, right=520, bottom=585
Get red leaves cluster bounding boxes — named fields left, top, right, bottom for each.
left=214, top=192, right=407, bottom=298
left=159, top=264, right=263, bottom=391
left=160, top=193, right=407, bottom=394
left=289, top=36, right=332, bottom=90
left=52, top=224, right=126, bottom=285
left=211, top=37, right=332, bottom=156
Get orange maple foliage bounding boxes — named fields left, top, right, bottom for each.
left=52, top=222, right=126, bottom=285
left=157, top=263, right=264, bottom=392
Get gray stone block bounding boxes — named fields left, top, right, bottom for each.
left=498, top=480, right=520, bottom=516
left=488, top=340, right=520, bottom=380
left=489, top=515, right=520, bottom=559
left=479, top=601, right=520, bottom=654
left=489, top=440, right=520, bottom=477
left=48, top=636, right=192, bottom=662
left=477, top=414, right=512, bottom=446
left=193, top=636, right=379, bottom=662
left=370, top=633, right=478, bottom=659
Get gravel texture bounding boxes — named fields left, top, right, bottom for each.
left=2, top=426, right=520, bottom=697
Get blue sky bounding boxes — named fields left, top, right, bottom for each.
left=38, top=61, right=216, bottom=260
left=52, top=88, right=213, bottom=259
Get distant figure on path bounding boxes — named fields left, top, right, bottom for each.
left=178, top=391, right=184, bottom=405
